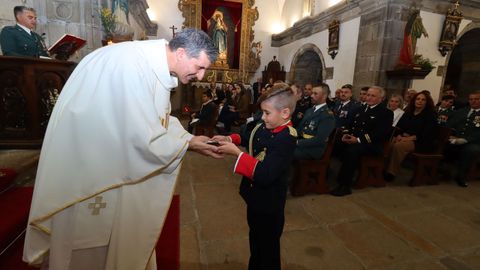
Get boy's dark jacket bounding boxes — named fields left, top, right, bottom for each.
left=232, top=122, right=297, bottom=214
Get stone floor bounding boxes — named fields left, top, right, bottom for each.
left=177, top=151, right=480, bottom=270
left=2, top=148, right=480, bottom=270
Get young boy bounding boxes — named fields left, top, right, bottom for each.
left=212, top=83, right=297, bottom=270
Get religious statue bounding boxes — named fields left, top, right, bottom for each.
left=111, top=0, right=134, bottom=39
left=398, top=10, right=428, bottom=67
left=207, top=9, right=228, bottom=67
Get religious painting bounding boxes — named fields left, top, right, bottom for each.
left=328, top=20, right=340, bottom=59
left=201, top=0, right=242, bottom=69
left=179, top=0, right=259, bottom=83
left=439, top=2, right=463, bottom=56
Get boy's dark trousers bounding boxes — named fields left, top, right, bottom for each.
left=247, top=206, right=284, bottom=270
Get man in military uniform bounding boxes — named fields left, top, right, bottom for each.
left=294, top=83, right=335, bottom=159
left=292, top=83, right=313, bottom=128
left=445, top=91, right=480, bottom=187
left=436, top=94, right=455, bottom=126
left=0, top=6, right=48, bottom=57
left=332, top=84, right=361, bottom=129
left=330, top=86, right=393, bottom=196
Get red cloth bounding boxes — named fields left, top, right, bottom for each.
left=398, top=34, right=413, bottom=67
left=0, top=187, right=33, bottom=251
left=0, top=168, right=17, bottom=192
left=156, top=195, right=180, bottom=270
left=0, top=187, right=35, bottom=270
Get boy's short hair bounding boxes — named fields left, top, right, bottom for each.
left=262, top=83, right=296, bottom=113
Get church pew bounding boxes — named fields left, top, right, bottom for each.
left=355, top=127, right=394, bottom=189
left=290, top=129, right=338, bottom=196
left=408, top=127, right=451, bottom=186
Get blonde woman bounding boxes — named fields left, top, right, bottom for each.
left=387, top=94, right=405, bottom=126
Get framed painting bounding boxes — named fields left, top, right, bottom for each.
left=179, top=0, right=260, bottom=83
left=328, top=20, right=339, bottom=59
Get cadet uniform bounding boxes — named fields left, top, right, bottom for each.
left=294, top=104, right=335, bottom=159
left=0, top=24, right=48, bottom=57
left=230, top=121, right=297, bottom=270
left=445, top=107, right=480, bottom=186
left=331, top=104, right=393, bottom=196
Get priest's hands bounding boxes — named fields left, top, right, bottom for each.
left=188, top=136, right=223, bottom=158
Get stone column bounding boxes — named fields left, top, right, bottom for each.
left=352, top=0, right=416, bottom=95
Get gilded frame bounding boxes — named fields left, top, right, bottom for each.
left=178, top=0, right=260, bottom=83
left=438, top=2, right=463, bottom=56
left=328, top=20, right=340, bottom=59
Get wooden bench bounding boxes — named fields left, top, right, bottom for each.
left=355, top=128, right=394, bottom=189
left=290, top=129, right=338, bottom=196
left=409, top=127, right=451, bottom=186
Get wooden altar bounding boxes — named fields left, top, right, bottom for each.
left=0, top=56, right=76, bottom=149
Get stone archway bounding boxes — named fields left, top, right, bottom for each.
left=289, top=44, right=326, bottom=87
left=444, top=23, right=480, bottom=101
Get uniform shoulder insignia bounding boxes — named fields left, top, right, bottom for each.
left=327, top=110, right=334, bottom=115
left=287, top=126, right=298, bottom=137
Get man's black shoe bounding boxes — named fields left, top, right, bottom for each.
left=384, top=172, right=395, bottom=182
left=455, top=178, right=468, bottom=187
left=330, top=185, right=352, bottom=197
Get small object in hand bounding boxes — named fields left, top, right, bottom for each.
left=206, top=140, right=220, bottom=146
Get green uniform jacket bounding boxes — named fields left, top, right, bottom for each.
left=294, top=105, right=335, bottom=159
left=0, top=25, right=48, bottom=57
left=447, top=107, right=480, bottom=145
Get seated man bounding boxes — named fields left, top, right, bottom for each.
left=436, top=94, right=455, bottom=126
left=292, top=83, right=313, bottom=128
left=358, top=86, right=369, bottom=106
left=294, top=83, right=335, bottom=159
left=330, top=86, right=393, bottom=196
left=332, top=84, right=361, bottom=129
left=444, top=91, right=480, bottom=187
left=0, top=6, right=48, bottom=57
left=402, top=88, right=417, bottom=110
left=439, top=87, right=466, bottom=110
left=188, top=90, right=217, bottom=133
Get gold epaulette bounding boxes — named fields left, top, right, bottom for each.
left=302, top=134, right=314, bottom=139
left=327, top=110, right=334, bottom=115
left=288, top=126, right=298, bottom=137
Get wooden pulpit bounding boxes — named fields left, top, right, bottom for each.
left=0, top=56, right=76, bottom=149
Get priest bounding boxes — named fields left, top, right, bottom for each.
left=23, top=28, right=219, bottom=270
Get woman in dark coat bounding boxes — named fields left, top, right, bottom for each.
left=385, top=90, right=437, bottom=180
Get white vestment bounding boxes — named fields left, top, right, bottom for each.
left=23, top=39, right=192, bottom=270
